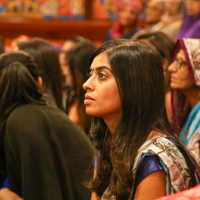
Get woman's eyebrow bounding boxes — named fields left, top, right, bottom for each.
left=89, top=66, right=112, bottom=72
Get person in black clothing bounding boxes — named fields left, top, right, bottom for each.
left=0, top=51, right=94, bottom=200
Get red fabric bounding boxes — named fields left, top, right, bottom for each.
left=156, top=184, right=200, bottom=200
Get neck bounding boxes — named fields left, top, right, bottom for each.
left=181, top=87, right=200, bottom=109
left=103, top=113, right=121, bottom=133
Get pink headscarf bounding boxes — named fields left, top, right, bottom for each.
left=111, top=1, right=142, bottom=39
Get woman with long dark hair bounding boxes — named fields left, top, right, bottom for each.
left=0, top=51, right=94, bottom=200
left=17, top=37, right=64, bottom=110
left=83, top=39, right=199, bottom=200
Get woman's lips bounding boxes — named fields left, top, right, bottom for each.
left=84, top=95, right=95, bottom=105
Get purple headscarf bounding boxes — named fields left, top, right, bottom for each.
left=171, top=38, right=200, bottom=132
left=176, top=11, right=200, bottom=40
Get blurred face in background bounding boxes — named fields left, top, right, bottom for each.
left=59, top=52, right=73, bottom=85
left=186, top=0, right=200, bottom=17
left=166, top=0, right=181, bottom=16
left=145, top=1, right=164, bottom=24
left=118, top=4, right=137, bottom=27
left=168, top=49, right=195, bottom=91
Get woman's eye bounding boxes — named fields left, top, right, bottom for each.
left=87, top=71, right=92, bottom=77
left=99, top=73, right=106, bottom=79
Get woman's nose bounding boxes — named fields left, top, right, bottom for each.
left=83, top=78, right=94, bottom=91
left=168, top=61, right=176, bottom=72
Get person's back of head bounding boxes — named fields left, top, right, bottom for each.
left=0, top=51, right=45, bottom=166
left=62, top=36, right=90, bottom=52
left=17, top=37, right=63, bottom=110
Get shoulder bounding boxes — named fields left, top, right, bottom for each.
left=136, top=136, right=188, bottom=173
left=6, top=103, right=81, bottom=139
left=6, top=103, right=93, bottom=152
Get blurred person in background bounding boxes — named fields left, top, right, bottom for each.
left=65, top=41, right=96, bottom=134
left=176, top=0, right=200, bottom=39
left=169, top=38, right=200, bottom=163
left=59, top=37, right=88, bottom=87
left=0, top=38, right=22, bottom=200
left=144, top=0, right=166, bottom=30
left=133, top=31, right=175, bottom=120
left=151, top=0, right=185, bottom=40
left=59, top=36, right=90, bottom=111
left=103, top=1, right=142, bottom=42
left=0, top=51, right=94, bottom=200
left=9, top=35, right=30, bottom=51
left=17, top=37, right=64, bottom=110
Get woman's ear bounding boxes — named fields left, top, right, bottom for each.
left=37, top=76, right=43, bottom=92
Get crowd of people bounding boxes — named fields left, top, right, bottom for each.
left=0, top=0, right=200, bottom=200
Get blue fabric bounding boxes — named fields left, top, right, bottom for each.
left=179, top=101, right=200, bottom=147
left=0, top=176, right=9, bottom=189
left=1, top=178, right=9, bottom=189
left=134, top=135, right=199, bottom=191
left=135, top=154, right=164, bottom=189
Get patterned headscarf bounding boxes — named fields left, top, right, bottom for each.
left=171, top=39, right=200, bottom=132
left=172, top=39, right=200, bottom=86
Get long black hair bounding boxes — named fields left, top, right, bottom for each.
left=88, top=39, right=173, bottom=199
left=0, top=51, right=46, bottom=171
left=17, top=38, right=63, bottom=110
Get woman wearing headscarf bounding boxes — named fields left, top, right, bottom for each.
left=176, top=0, right=200, bottom=39
left=168, top=38, right=200, bottom=163
left=103, top=1, right=142, bottom=42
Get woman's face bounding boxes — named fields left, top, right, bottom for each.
left=186, top=0, right=200, bottom=17
left=83, top=52, right=121, bottom=122
left=59, top=53, right=73, bottom=85
left=166, top=0, right=181, bottom=16
left=118, top=4, right=137, bottom=27
left=145, top=1, right=163, bottom=24
left=168, top=49, right=195, bottom=90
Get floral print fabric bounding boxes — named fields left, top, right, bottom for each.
left=132, top=136, right=192, bottom=195
left=183, top=39, right=200, bottom=87
left=101, top=136, right=193, bottom=199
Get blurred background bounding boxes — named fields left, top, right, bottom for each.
left=0, top=0, right=148, bottom=47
